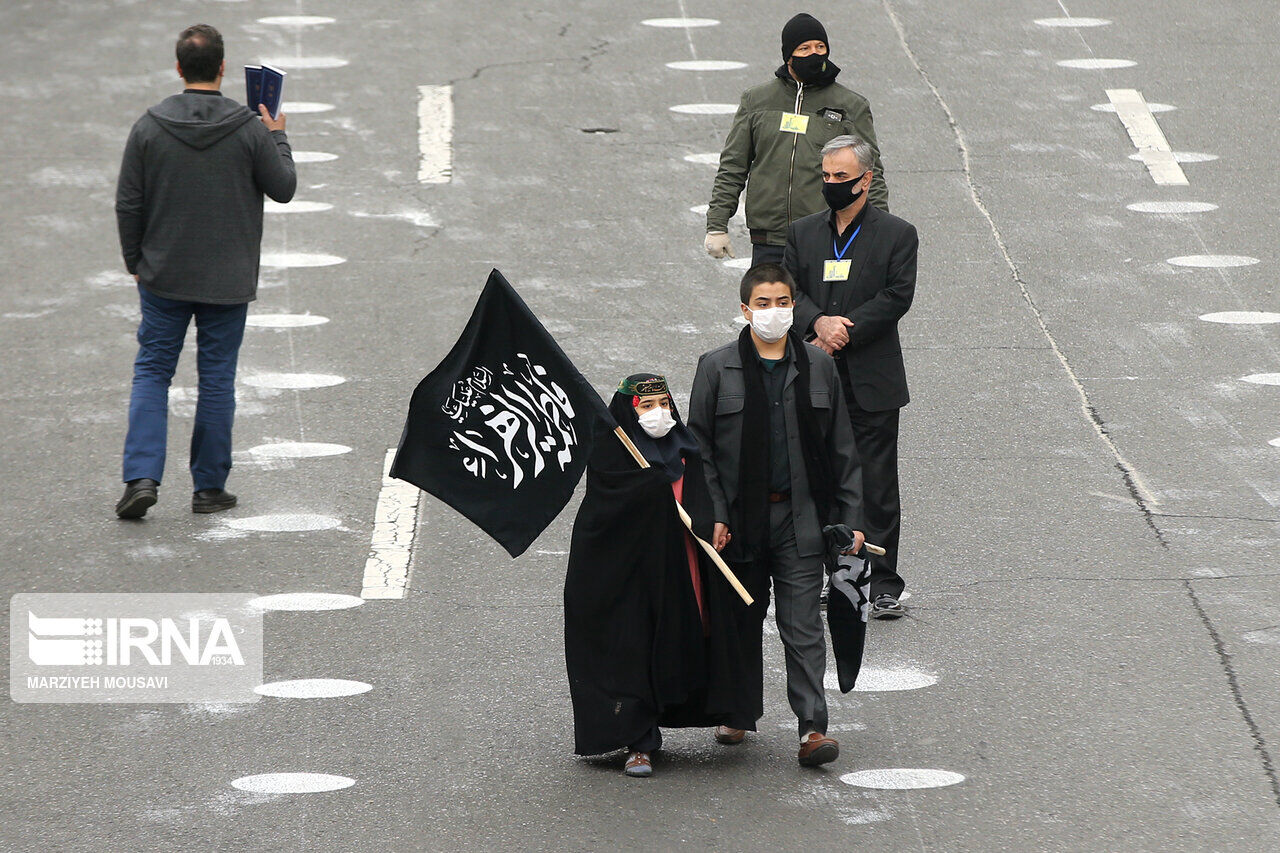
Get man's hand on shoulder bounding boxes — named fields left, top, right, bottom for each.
left=258, top=104, right=286, bottom=132
left=813, top=315, right=854, bottom=350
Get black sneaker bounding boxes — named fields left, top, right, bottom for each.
left=192, top=488, right=237, bottom=514
left=116, top=479, right=159, bottom=519
left=870, top=593, right=906, bottom=620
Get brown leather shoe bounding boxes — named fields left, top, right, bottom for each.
left=798, top=732, right=839, bottom=766
left=714, top=726, right=746, bottom=745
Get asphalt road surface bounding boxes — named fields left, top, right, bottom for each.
left=3, top=0, right=1280, bottom=850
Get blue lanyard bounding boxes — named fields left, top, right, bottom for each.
left=833, top=223, right=862, bottom=261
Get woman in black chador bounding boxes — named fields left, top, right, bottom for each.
left=564, top=373, right=758, bottom=778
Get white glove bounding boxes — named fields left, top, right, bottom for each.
left=704, top=231, right=733, bottom=259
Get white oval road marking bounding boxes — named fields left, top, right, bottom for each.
left=243, top=372, right=346, bottom=389
left=641, top=17, right=720, bottom=28
left=1129, top=151, right=1217, bottom=163
left=670, top=103, right=738, bottom=115
left=265, top=200, right=333, bottom=214
left=1167, top=255, right=1259, bottom=268
left=231, top=773, right=354, bottom=794
left=260, top=252, right=346, bottom=268
left=254, top=679, right=371, bottom=698
left=1035, top=16, right=1110, bottom=27
left=262, top=57, right=349, bottom=70
left=665, top=60, right=747, bottom=72
left=1126, top=201, right=1218, bottom=214
left=1199, top=311, right=1280, bottom=325
left=684, top=152, right=720, bottom=165
left=282, top=102, right=336, bottom=114
left=248, top=593, right=364, bottom=611
left=257, top=15, right=335, bottom=25
left=247, top=442, right=352, bottom=458
left=1241, top=373, right=1280, bottom=386
left=245, top=314, right=330, bottom=329
left=1092, top=102, right=1174, bottom=113
left=853, top=667, right=938, bottom=692
left=691, top=204, right=709, bottom=215
left=293, top=151, right=339, bottom=163
left=227, top=514, right=343, bottom=533
left=841, top=769, right=965, bottom=790
left=1269, top=437, right=1280, bottom=448
left=723, top=258, right=752, bottom=270
left=1056, top=58, right=1136, bottom=69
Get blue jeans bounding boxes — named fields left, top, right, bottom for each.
left=123, top=285, right=248, bottom=490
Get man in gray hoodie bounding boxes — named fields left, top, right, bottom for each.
left=115, top=23, right=296, bottom=519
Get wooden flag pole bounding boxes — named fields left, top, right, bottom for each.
left=613, top=427, right=755, bottom=606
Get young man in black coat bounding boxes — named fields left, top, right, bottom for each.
left=783, top=135, right=918, bottom=619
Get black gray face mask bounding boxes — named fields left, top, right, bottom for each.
left=790, top=53, right=830, bottom=82
left=822, top=174, right=867, bottom=211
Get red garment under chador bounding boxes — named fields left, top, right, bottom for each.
left=671, top=475, right=708, bottom=630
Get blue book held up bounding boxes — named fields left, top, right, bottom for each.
left=244, top=65, right=263, bottom=111
left=259, top=64, right=286, bottom=119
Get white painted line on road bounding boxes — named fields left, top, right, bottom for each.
left=265, top=200, right=334, bottom=213
left=1092, top=102, right=1174, bottom=114
left=248, top=593, right=364, bottom=611
left=1167, top=255, right=1259, bottom=268
left=666, top=60, right=747, bottom=71
left=1128, top=151, right=1217, bottom=163
left=1241, top=373, right=1280, bottom=386
left=260, top=252, right=346, bottom=268
left=852, top=667, right=937, bottom=692
left=262, top=57, right=349, bottom=70
left=351, top=210, right=439, bottom=228
left=1126, top=201, right=1217, bottom=214
left=227, top=514, right=343, bottom=532
left=670, top=103, right=737, bottom=115
left=282, top=102, right=335, bottom=114
left=723, top=258, right=752, bottom=270
left=248, top=441, right=352, bottom=458
left=246, top=314, right=331, bottom=329
left=1035, top=16, right=1110, bottom=27
left=293, top=151, right=339, bottom=163
left=684, top=152, right=720, bottom=165
left=360, top=449, right=423, bottom=600
left=1269, top=438, right=1280, bottom=448
left=841, top=769, right=965, bottom=790
left=255, top=679, right=372, bottom=698
left=243, top=372, right=346, bottom=389
left=1057, top=58, right=1135, bottom=69
left=417, top=84, right=453, bottom=184
left=258, top=15, right=336, bottom=26
left=231, top=773, right=354, bottom=794
left=1106, top=89, right=1187, bottom=186
left=642, top=17, right=719, bottom=28
left=1199, top=311, right=1280, bottom=325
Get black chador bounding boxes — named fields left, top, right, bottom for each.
left=564, top=375, right=758, bottom=756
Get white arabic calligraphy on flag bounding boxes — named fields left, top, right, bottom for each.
left=441, top=354, right=579, bottom=489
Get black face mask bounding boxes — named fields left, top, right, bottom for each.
left=789, top=53, right=830, bottom=83
left=822, top=176, right=866, bottom=211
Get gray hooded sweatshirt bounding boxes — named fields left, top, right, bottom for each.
left=115, top=91, right=296, bottom=304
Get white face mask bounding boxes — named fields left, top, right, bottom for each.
left=750, top=306, right=793, bottom=343
left=637, top=406, right=676, bottom=439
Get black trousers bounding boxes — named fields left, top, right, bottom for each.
left=751, top=243, right=785, bottom=267
left=838, top=370, right=904, bottom=598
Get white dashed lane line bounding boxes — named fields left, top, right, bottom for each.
left=1034, top=17, right=1110, bottom=27
left=245, top=313, right=331, bottom=328
left=254, top=679, right=372, bottom=698
left=1128, top=151, right=1217, bottom=163
left=261, top=56, right=350, bottom=70
left=360, top=449, right=424, bottom=601
left=265, top=200, right=334, bottom=213
left=257, top=15, right=336, bottom=26
left=1198, top=312, right=1280, bottom=325
left=417, top=85, right=453, bottom=184
left=670, top=103, right=737, bottom=115
left=665, top=60, right=747, bottom=71
left=640, top=17, right=720, bottom=28
left=292, top=151, right=339, bottom=163
left=248, top=593, right=365, bottom=612
left=1241, top=374, right=1280, bottom=386
left=1167, top=255, right=1259, bottom=268
left=1092, top=101, right=1174, bottom=113
left=231, top=773, right=354, bottom=794
left=227, top=514, right=343, bottom=533
left=841, top=769, right=966, bottom=790
left=1126, top=201, right=1217, bottom=214
left=281, top=102, right=336, bottom=114
left=241, top=372, right=346, bottom=389
left=260, top=252, right=347, bottom=268
left=683, top=153, right=720, bottom=165
left=247, top=441, right=352, bottom=458
left=1105, top=89, right=1187, bottom=186
left=1056, top=58, right=1135, bottom=69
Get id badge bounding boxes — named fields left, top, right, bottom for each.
left=779, top=112, right=809, bottom=134
left=823, top=259, right=852, bottom=281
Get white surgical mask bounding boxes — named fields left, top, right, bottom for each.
left=750, top=306, right=793, bottom=343
left=637, top=406, right=676, bottom=439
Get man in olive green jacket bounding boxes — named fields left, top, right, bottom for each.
left=704, top=13, right=888, bottom=267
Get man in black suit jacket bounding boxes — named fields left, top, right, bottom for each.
left=783, top=135, right=917, bottom=618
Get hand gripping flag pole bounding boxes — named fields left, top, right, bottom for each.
left=611, top=426, right=755, bottom=606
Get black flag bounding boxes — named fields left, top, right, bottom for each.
left=391, top=269, right=614, bottom=557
